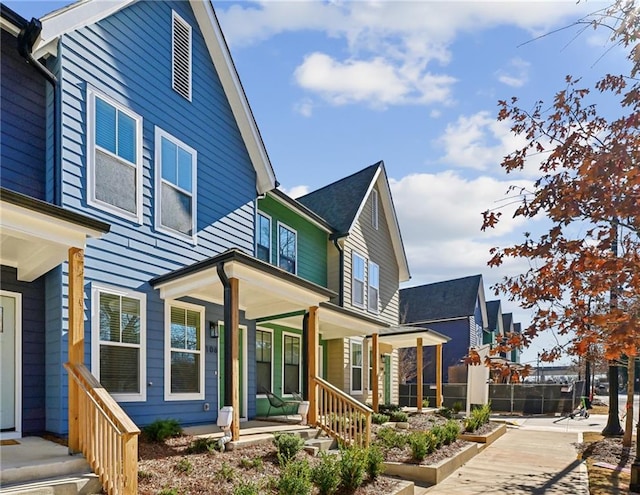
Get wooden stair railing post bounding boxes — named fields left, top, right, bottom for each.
left=68, top=247, right=85, bottom=453
left=230, top=277, right=240, bottom=442
left=122, top=431, right=138, bottom=495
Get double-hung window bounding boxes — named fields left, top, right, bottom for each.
left=155, top=127, right=197, bottom=239
left=165, top=302, right=204, bottom=400
left=283, top=333, right=301, bottom=394
left=352, top=252, right=366, bottom=308
left=256, top=213, right=271, bottom=263
left=256, top=329, right=273, bottom=393
left=350, top=339, right=363, bottom=394
left=88, top=90, right=142, bottom=222
left=368, top=262, right=379, bottom=313
left=278, top=223, right=297, bottom=274
left=91, top=284, right=146, bottom=402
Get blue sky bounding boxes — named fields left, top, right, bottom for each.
left=7, top=0, right=630, bottom=368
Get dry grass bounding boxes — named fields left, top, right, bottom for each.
left=578, top=431, right=636, bottom=495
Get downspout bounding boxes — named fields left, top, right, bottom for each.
left=216, top=263, right=233, bottom=450
left=330, top=234, right=346, bottom=306
left=18, top=19, right=61, bottom=206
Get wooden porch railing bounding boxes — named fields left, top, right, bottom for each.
left=313, top=377, right=372, bottom=447
left=64, top=363, right=140, bottom=495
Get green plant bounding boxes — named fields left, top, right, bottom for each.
left=389, top=411, right=408, bottom=423
left=339, top=446, right=368, bottom=491
left=174, top=458, right=192, bottom=475
left=278, top=459, right=312, bottom=495
left=311, top=452, right=341, bottom=495
left=233, top=480, right=260, bottom=495
left=186, top=437, right=217, bottom=454
left=239, top=457, right=264, bottom=471
left=138, top=470, right=153, bottom=480
left=143, top=418, right=182, bottom=442
left=429, top=425, right=445, bottom=449
left=437, top=407, right=453, bottom=419
left=422, top=398, right=430, bottom=408
left=372, top=412, right=390, bottom=424
left=217, top=461, right=235, bottom=482
left=273, top=433, right=305, bottom=466
left=443, top=419, right=461, bottom=444
left=452, top=401, right=463, bottom=414
left=375, top=426, right=406, bottom=449
left=157, top=488, right=179, bottom=495
left=378, top=403, right=401, bottom=414
left=366, top=445, right=385, bottom=480
left=464, top=403, right=491, bottom=432
left=407, top=431, right=436, bottom=461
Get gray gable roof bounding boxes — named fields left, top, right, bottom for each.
left=400, top=274, right=483, bottom=324
left=502, top=312, right=513, bottom=332
left=297, top=162, right=380, bottom=234
left=486, top=300, right=501, bottom=332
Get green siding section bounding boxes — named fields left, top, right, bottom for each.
left=257, top=195, right=328, bottom=287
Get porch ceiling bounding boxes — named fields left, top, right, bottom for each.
left=0, top=189, right=109, bottom=282
left=151, top=249, right=335, bottom=320
left=373, top=326, right=450, bottom=349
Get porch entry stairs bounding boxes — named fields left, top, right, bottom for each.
left=313, top=377, right=372, bottom=448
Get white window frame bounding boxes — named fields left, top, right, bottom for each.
left=255, top=327, right=274, bottom=397
left=350, top=338, right=363, bottom=394
left=91, top=283, right=147, bottom=402
left=367, top=261, right=379, bottom=314
left=171, top=10, right=192, bottom=101
left=87, top=88, right=143, bottom=224
left=372, top=189, right=379, bottom=230
left=281, top=331, right=302, bottom=397
left=352, top=252, right=366, bottom=308
left=277, top=222, right=297, bottom=275
left=256, top=211, right=272, bottom=263
left=154, top=126, right=198, bottom=243
left=164, top=300, right=205, bottom=401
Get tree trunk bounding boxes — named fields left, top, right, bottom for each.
left=602, top=362, right=624, bottom=436
left=623, top=357, right=635, bottom=447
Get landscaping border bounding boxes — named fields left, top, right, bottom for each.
left=458, top=423, right=507, bottom=450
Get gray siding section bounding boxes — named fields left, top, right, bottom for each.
left=0, top=30, right=47, bottom=199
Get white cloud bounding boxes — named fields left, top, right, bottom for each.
left=280, top=185, right=310, bottom=198
left=294, top=98, right=314, bottom=117
left=496, top=58, right=531, bottom=87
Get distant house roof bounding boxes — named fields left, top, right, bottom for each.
left=28, top=0, right=276, bottom=195
left=502, top=312, right=513, bottom=332
left=298, top=161, right=410, bottom=281
left=513, top=322, right=522, bottom=333
left=486, top=300, right=502, bottom=332
left=400, top=274, right=484, bottom=324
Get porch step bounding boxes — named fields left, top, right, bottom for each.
left=303, top=436, right=336, bottom=455
left=225, top=426, right=319, bottom=451
left=0, top=474, right=102, bottom=495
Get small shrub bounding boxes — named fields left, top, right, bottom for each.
left=278, top=459, right=312, bottom=495
left=452, top=401, right=464, bottom=414
left=372, top=412, right=390, bottom=425
left=186, top=437, right=217, bottom=454
left=375, top=426, right=406, bottom=449
left=407, top=432, right=435, bottom=461
left=339, top=446, right=368, bottom=491
left=138, top=470, right=153, bottom=480
left=233, top=480, right=260, bottom=495
left=158, top=489, right=179, bottom=495
left=273, top=433, right=305, bottom=466
left=378, top=403, right=401, bottom=414
left=436, top=407, right=452, bottom=419
left=443, top=419, right=461, bottom=444
left=239, top=457, right=263, bottom=470
left=366, top=445, right=385, bottom=480
left=311, top=452, right=341, bottom=495
left=217, top=461, right=235, bottom=482
left=143, top=418, right=182, bottom=442
left=389, top=411, right=408, bottom=423
left=429, top=425, right=445, bottom=449
left=422, top=398, right=430, bottom=408
left=464, top=403, right=491, bottom=432
left=174, top=458, right=192, bottom=475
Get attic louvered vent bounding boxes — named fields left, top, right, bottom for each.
left=172, top=11, right=192, bottom=101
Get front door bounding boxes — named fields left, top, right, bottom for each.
left=0, top=292, right=21, bottom=438
left=383, top=354, right=391, bottom=405
left=218, top=323, right=248, bottom=421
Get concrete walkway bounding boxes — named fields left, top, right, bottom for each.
left=415, top=428, right=588, bottom=495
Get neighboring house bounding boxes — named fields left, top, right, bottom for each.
left=297, top=161, right=412, bottom=406
left=511, top=322, right=522, bottom=364
left=400, top=274, right=488, bottom=383
left=485, top=299, right=504, bottom=346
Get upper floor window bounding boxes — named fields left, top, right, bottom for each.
left=256, top=212, right=271, bottom=263
left=155, top=127, right=197, bottom=240
left=350, top=339, right=363, bottom=394
left=368, top=261, right=379, bottom=313
left=372, top=189, right=379, bottom=230
left=88, top=90, right=143, bottom=222
left=165, top=301, right=204, bottom=400
left=352, top=252, right=366, bottom=308
left=278, top=223, right=297, bottom=274
left=91, top=284, right=146, bottom=402
left=172, top=10, right=192, bottom=101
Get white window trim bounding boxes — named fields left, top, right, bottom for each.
left=351, top=251, right=366, bottom=309
left=277, top=221, right=297, bottom=275
left=171, top=10, right=192, bottom=101
left=372, top=189, right=379, bottom=230
left=91, top=283, right=147, bottom=402
left=281, top=331, right=302, bottom=397
left=164, top=300, right=205, bottom=401
left=255, top=326, right=274, bottom=397
left=256, top=210, right=272, bottom=263
left=350, top=338, right=363, bottom=394
left=367, top=261, right=379, bottom=314
left=87, top=88, right=143, bottom=224
left=154, top=126, right=198, bottom=243
left=0, top=290, right=22, bottom=439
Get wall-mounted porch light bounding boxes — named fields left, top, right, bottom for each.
left=209, top=321, right=219, bottom=339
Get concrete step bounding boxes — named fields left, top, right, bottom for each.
left=0, top=474, right=102, bottom=495
left=305, top=437, right=336, bottom=452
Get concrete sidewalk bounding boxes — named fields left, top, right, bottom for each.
left=415, top=428, right=588, bottom=494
